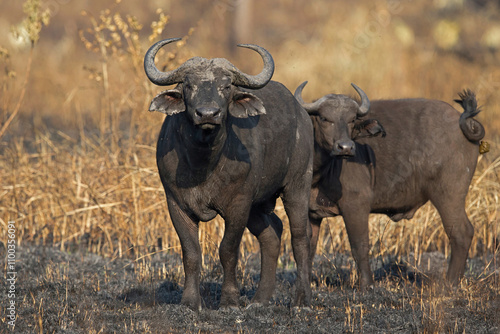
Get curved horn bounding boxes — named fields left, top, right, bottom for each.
left=351, top=83, right=370, bottom=116
left=294, top=81, right=324, bottom=113
left=144, top=38, right=187, bottom=86
left=230, top=44, right=275, bottom=89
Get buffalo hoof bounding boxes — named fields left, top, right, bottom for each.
left=437, top=278, right=459, bottom=295
left=359, top=281, right=375, bottom=292
left=219, top=305, right=240, bottom=312
left=358, top=273, right=375, bottom=290
left=245, top=302, right=266, bottom=310
left=219, top=294, right=240, bottom=310
left=250, top=292, right=272, bottom=306
left=179, top=301, right=201, bottom=313
left=293, top=288, right=311, bottom=308
left=180, top=296, right=202, bottom=312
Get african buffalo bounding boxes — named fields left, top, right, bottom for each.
left=295, top=82, right=485, bottom=288
left=145, top=38, right=313, bottom=310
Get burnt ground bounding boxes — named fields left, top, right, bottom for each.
left=1, top=245, right=499, bottom=333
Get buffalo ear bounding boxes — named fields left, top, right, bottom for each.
left=149, top=89, right=185, bottom=115
left=352, top=119, right=386, bottom=139
left=229, top=91, right=266, bottom=118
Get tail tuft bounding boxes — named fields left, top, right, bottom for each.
left=454, top=89, right=481, bottom=118
left=455, top=89, right=485, bottom=142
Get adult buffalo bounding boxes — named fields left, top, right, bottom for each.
left=145, top=39, right=313, bottom=311
left=295, top=81, right=485, bottom=288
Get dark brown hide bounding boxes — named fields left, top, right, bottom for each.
left=300, top=84, right=484, bottom=288
left=147, top=40, right=313, bottom=311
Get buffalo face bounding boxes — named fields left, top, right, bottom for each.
left=295, top=82, right=385, bottom=156
left=145, top=38, right=273, bottom=139
left=149, top=67, right=267, bottom=133
left=309, top=96, right=359, bottom=156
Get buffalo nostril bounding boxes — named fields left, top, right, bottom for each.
left=337, top=143, right=352, bottom=152
left=196, top=107, right=221, bottom=118
left=335, top=140, right=355, bottom=155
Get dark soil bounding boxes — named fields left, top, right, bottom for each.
left=1, top=245, right=499, bottom=333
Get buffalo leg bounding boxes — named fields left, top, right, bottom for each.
left=219, top=202, right=251, bottom=308
left=247, top=211, right=283, bottom=305
left=167, top=197, right=202, bottom=311
left=341, top=207, right=374, bottom=289
left=282, top=191, right=312, bottom=307
left=308, top=217, right=323, bottom=270
left=431, top=197, right=474, bottom=285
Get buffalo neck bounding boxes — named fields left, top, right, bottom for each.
left=312, top=142, right=343, bottom=186
left=312, top=143, right=330, bottom=175
left=177, top=117, right=227, bottom=175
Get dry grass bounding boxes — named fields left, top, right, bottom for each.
left=0, top=0, right=499, bottom=332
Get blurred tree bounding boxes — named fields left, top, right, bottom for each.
left=0, top=0, right=50, bottom=140
left=228, top=0, right=252, bottom=54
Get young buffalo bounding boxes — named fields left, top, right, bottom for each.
left=295, top=82, right=485, bottom=288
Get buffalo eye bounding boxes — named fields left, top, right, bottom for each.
left=319, top=116, right=333, bottom=125
left=222, top=84, right=231, bottom=94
